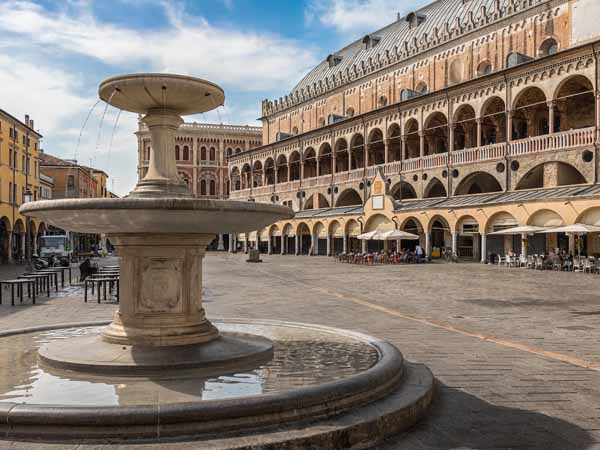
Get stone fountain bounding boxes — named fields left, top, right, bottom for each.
left=8, top=73, right=434, bottom=448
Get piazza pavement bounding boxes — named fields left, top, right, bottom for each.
left=0, top=254, right=599, bottom=449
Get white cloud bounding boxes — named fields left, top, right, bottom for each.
left=0, top=0, right=317, bottom=92
left=0, top=0, right=322, bottom=196
left=307, top=0, right=425, bottom=37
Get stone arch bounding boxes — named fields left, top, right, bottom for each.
left=364, top=214, right=394, bottom=233
left=553, top=74, right=595, bottom=132
left=318, top=142, right=333, bottom=176
left=230, top=166, right=241, bottom=191
left=0, top=216, right=11, bottom=263
left=415, top=81, right=428, bottom=94
left=269, top=224, right=280, bottom=237
left=400, top=216, right=424, bottom=234
left=334, top=138, right=349, bottom=172
left=276, top=154, right=288, bottom=183
left=304, top=193, right=330, bottom=210
left=454, top=104, right=477, bottom=150
left=512, top=86, right=548, bottom=139
left=349, top=133, right=365, bottom=169
left=335, top=188, right=362, bottom=207
left=480, top=96, right=507, bottom=144
left=289, top=151, right=301, bottom=181
left=527, top=209, right=564, bottom=227
left=577, top=207, right=600, bottom=226
left=404, top=118, right=420, bottom=159
left=390, top=181, right=417, bottom=200
left=455, top=214, right=480, bottom=234
left=423, top=177, right=447, bottom=198
left=367, top=128, right=385, bottom=166
left=423, top=112, right=448, bottom=155
left=241, top=163, right=252, bottom=189
left=282, top=223, right=295, bottom=236
left=345, top=219, right=361, bottom=236
left=485, top=211, right=519, bottom=233
left=313, top=221, right=326, bottom=237
left=515, top=162, right=586, bottom=190
left=296, top=222, right=311, bottom=236
left=303, top=147, right=317, bottom=179
left=264, top=157, right=275, bottom=185
left=252, top=160, right=263, bottom=187
left=329, top=220, right=343, bottom=237
left=387, top=123, right=402, bottom=162
left=455, top=171, right=502, bottom=196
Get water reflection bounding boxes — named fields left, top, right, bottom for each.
left=0, top=324, right=378, bottom=407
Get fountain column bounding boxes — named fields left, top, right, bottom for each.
left=102, top=233, right=219, bottom=346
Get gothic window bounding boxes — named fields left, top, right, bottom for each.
left=210, top=147, right=216, bottom=160
left=539, top=38, right=558, bottom=57
left=200, top=179, right=207, bottom=196
left=200, top=146, right=207, bottom=161
left=183, top=145, right=189, bottom=161
left=175, top=145, right=180, bottom=160
left=210, top=179, right=216, bottom=196
left=477, top=60, right=493, bottom=76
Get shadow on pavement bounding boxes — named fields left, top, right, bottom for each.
left=378, top=383, right=594, bottom=450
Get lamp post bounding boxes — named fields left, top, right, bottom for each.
left=23, top=189, right=33, bottom=269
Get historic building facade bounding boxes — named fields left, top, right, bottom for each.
left=0, top=109, right=44, bottom=263
left=136, top=120, right=262, bottom=249
left=228, top=0, right=600, bottom=260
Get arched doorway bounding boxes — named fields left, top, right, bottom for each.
left=269, top=224, right=281, bottom=254
left=455, top=172, right=502, bottom=195
left=283, top=223, right=295, bottom=254
left=364, top=214, right=394, bottom=252
left=367, top=128, right=385, bottom=166
left=423, top=112, right=448, bottom=155
left=0, top=217, right=11, bottom=263
left=512, top=87, right=548, bottom=139
left=528, top=209, right=565, bottom=255
left=486, top=211, right=519, bottom=257
left=313, top=222, right=327, bottom=255
left=429, top=216, right=451, bottom=258
left=346, top=219, right=361, bottom=253
left=297, top=223, right=311, bottom=255
left=455, top=215, right=480, bottom=260
left=329, top=220, right=344, bottom=255
left=335, top=188, right=362, bottom=207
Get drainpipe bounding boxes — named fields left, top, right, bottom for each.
left=503, top=73, right=511, bottom=191
left=593, top=44, right=599, bottom=184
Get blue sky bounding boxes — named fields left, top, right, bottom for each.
left=0, top=0, right=427, bottom=195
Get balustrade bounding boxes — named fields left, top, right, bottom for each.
left=422, top=153, right=448, bottom=169
left=509, top=127, right=595, bottom=156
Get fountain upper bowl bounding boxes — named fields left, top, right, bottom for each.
left=99, top=73, right=225, bottom=115
left=20, top=198, right=293, bottom=235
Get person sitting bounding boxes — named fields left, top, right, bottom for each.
left=79, top=258, right=98, bottom=282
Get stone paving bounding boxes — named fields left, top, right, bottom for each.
left=0, top=254, right=599, bottom=449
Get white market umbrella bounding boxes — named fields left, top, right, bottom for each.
left=378, top=229, right=420, bottom=240
left=540, top=223, right=600, bottom=259
left=489, top=225, right=547, bottom=235
left=540, top=223, right=600, bottom=234
left=357, top=230, right=381, bottom=240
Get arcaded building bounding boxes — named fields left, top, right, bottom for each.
left=227, top=0, right=600, bottom=260
left=136, top=120, right=262, bottom=249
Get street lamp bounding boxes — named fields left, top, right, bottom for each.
left=24, top=189, right=33, bottom=269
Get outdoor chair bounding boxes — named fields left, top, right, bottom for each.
left=497, top=256, right=504, bottom=266
left=583, top=258, right=593, bottom=273
left=535, top=256, right=544, bottom=270
left=79, top=259, right=99, bottom=282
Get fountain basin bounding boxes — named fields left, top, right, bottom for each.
left=20, top=198, right=292, bottom=235
left=0, top=319, right=434, bottom=446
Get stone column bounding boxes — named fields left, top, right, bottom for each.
left=449, top=125, right=455, bottom=153
left=384, top=139, right=389, bottom=164
left=343, top=234, right=348, bottom=253
left=311, top=233, right=316, bottom=256
left=425, top=232, right=431, bottom=258
left=295, top=234, right=299, bottom=255
left=364, top=145, right=370, bottom=167
left=7, top=233, right=12, bottom=263
left=267, top=236, right=272, bottom=255
left=243, top=236, right=248, bottom=253
left=326, top=235, right=331, bottom=256
left=281, top=236, right=286, bottom=255
left=419, top=131, right=425, bottom=158
left=480, top=233, right=487, bottom=263
left=507, top=111, right=513, bottom=142
left=548, top=101, right=555, bottom=134
left=361, top=239, right=367, bottom=254
left=452, top=232, right=458, bottom=256
left=20, top=233, right=25, bottom=261
left=217, top=234, right=224, bottom=251
left=476, top=118, right=482, bottom=148
left=347, top=150, right=352, bottom=172
left=521, top=232, right=528, bottom=257
left=401, top=136, right=408, bottom=159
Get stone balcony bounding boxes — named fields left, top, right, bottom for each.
left=229, top=127, right=596, bottom=200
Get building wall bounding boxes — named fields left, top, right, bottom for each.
left=136, top=122, right=262, bottom=199
left=0, top=110, right=43, bottom=257
left=261, top=0, right=576, bottom=144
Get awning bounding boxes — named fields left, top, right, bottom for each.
left=540, top=223, right=600, bottom=234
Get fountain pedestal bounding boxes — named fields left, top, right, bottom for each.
left=102, top=234, right=218, bottom=346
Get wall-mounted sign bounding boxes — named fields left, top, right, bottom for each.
left=372, top=195, right=384, bottom=210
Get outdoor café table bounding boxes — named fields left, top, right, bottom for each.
left=84, top=276, right=119, bottom=303
left=0, top=279, right=36, bottom=306
left=37, top=268, right=64, bottom=288
left=19, top=273, right=52, bottom=297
